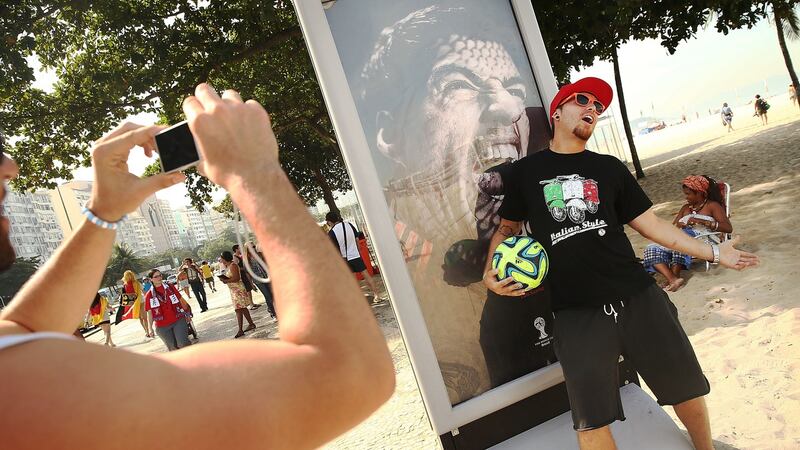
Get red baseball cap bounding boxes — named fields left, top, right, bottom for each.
left=549, top=77, right=614, bottom=126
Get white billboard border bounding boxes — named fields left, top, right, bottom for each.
left=293, top=0, right=562, bottom=435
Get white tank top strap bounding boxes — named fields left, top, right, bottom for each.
left=0, top=332, right=76, bottom=351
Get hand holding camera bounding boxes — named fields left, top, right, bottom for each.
left=181, top=84, right=281, bottom=191
left=87, top=123, right=186, bottom=222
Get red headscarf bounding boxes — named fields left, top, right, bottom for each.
left=682, top=175, right=709, bottom=195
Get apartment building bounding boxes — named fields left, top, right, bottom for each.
left=2, top=189, right=63, bottom=261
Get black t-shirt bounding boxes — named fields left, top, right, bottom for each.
left=498, top=149, right=654, bottom=310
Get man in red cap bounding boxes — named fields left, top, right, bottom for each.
left=483, top=77, right=759, bottom=449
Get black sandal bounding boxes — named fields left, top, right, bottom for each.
left=244, top=324, right=256, bottom=332
left=234, top=331, right=245, bottom=339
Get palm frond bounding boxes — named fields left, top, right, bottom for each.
left=774, top=2, right=800, bottom=41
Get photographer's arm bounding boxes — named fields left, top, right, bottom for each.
left=1, top=87, right=393, bottom=450
left=164, top=85, right=395, bottom=448
left=0, top=124, right=183, bottom=335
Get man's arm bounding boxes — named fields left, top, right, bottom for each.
left=481, top=218, right=527, bottom=296
left=0, top=125, right=183, bottom=335
left=2, top=86, right=394, bottom=450
left=174, top=85, right=395, bottom=447
left=629, top=209, right=759, bottom=270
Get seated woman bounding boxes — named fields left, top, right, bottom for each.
left=643, top=175, right=732, bottom=291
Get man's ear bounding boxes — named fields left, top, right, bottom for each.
left=376, top=110, right=397, bottom=159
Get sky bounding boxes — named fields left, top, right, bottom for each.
left=574, top=17, right=800, bottom=121
left=26, top=11, right=800, bottom=209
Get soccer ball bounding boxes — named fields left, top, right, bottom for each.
left=492, top=236, right=548, bottom=292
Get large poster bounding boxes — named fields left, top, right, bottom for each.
left=324, top=0, right=556, bottom=405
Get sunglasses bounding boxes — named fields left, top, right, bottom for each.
left=562, top=93, right=605, bottom=114
left=152, top=273, right=163, bottom=278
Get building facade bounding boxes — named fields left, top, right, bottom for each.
left=3, top=189, right=63, bottom=261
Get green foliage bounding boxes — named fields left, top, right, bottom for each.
left=213, top=194, right=235, bottom=220
left=144, top=246, right=200, bottom=270
left=197, top=227, right=237, bottom=262
left=103, top=243, right=146, bottom=287
left=536, top=1, right=768, bottom=83
left=772, top=1, right=799, bottom=41
left=1, top=0, right=349, bottom=212
left=0, top=256, right=40, bottom=303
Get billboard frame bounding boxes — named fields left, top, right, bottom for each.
left=292, top=0, right=561, bottom=436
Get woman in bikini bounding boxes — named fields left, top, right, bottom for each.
left=643, top=175, right=733, bottom=291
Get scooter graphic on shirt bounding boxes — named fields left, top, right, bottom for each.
left=540, top=175, right=599, bottom=224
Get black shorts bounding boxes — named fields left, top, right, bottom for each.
left=346, top=257, right=367, bottom=273
left=553, top=283, right=709, bottom=431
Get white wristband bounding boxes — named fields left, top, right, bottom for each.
left=81, top=207, right=125, bottom=230
left=709, top=243, right=720, bottom=264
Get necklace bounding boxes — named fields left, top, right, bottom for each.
left=689, top=199, right=707, bottom=214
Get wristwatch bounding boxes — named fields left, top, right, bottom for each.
left=709, top=243, right=720, bottom=264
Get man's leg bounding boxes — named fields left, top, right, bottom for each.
left=577, top=426, right=617, bottom=450
left=619, top=285, right=712, bottom=449
left=256, top=282, right=277, bottom=318
left=190, top=282, right=205, bottom=311
left=193, top=281, right=208, bottom=311
left=553, top=307, right=624, bottom=448
left=360, top=271, right=379, bottom=298
left=673, top=396, right=713, bottom=450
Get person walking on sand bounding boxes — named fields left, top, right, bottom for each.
left=246, top=246, right=277, bottom=320
left=219, top=251, right=256, bottom=338
left=144, top=269, right=194, bottom=351
left=122, top=270, right=153, bottom=339
left=720, top=102, right=734, bottom=132
left=232, top=244, right=261, bottom=310
left=485, top=77, right=759, bottom=450
left=89, top=292, right=115, bottom=346
left=326, top=211, right=381, bottom=302
left=177, top=267, right=191, bottom=299
left=754, top=94, right=769, bottom=125
left=181, top=258, right=208, bottom=312
left=200, top=260, right=217, bottom=292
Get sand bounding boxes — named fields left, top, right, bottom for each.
left=625, top=93, right=800, bottom=449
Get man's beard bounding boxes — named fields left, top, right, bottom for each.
left=572, top=124, right=593, bottom=141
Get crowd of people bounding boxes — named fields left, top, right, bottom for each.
left=87, top=249, right=282, bottom=349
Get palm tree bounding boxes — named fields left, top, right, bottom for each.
left=611, top=46, right=645, bottom=179
left=103, top=243, right=146, bottom=290
left=772, top=1, right=800, bottom=106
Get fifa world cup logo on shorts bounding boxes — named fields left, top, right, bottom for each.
left=534, top=317, right=548, bottom=340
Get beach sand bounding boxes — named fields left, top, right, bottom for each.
left=626, top=94, right=800, bottom=449
left=328, top=94, right=800, bottom=449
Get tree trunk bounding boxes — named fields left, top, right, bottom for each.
left=311, top=166, right=340, bottom=216
left=775, top=8, right=800, bottom=108
left=611, top=46, right=645, bottom=179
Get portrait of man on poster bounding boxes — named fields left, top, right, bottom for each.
left=327, top=0, right=554, bottom=404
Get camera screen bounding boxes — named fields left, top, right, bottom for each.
left=156, top=121, right=199, bottom=172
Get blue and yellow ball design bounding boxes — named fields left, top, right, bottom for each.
left=492, top=236, right=548, bottom=292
